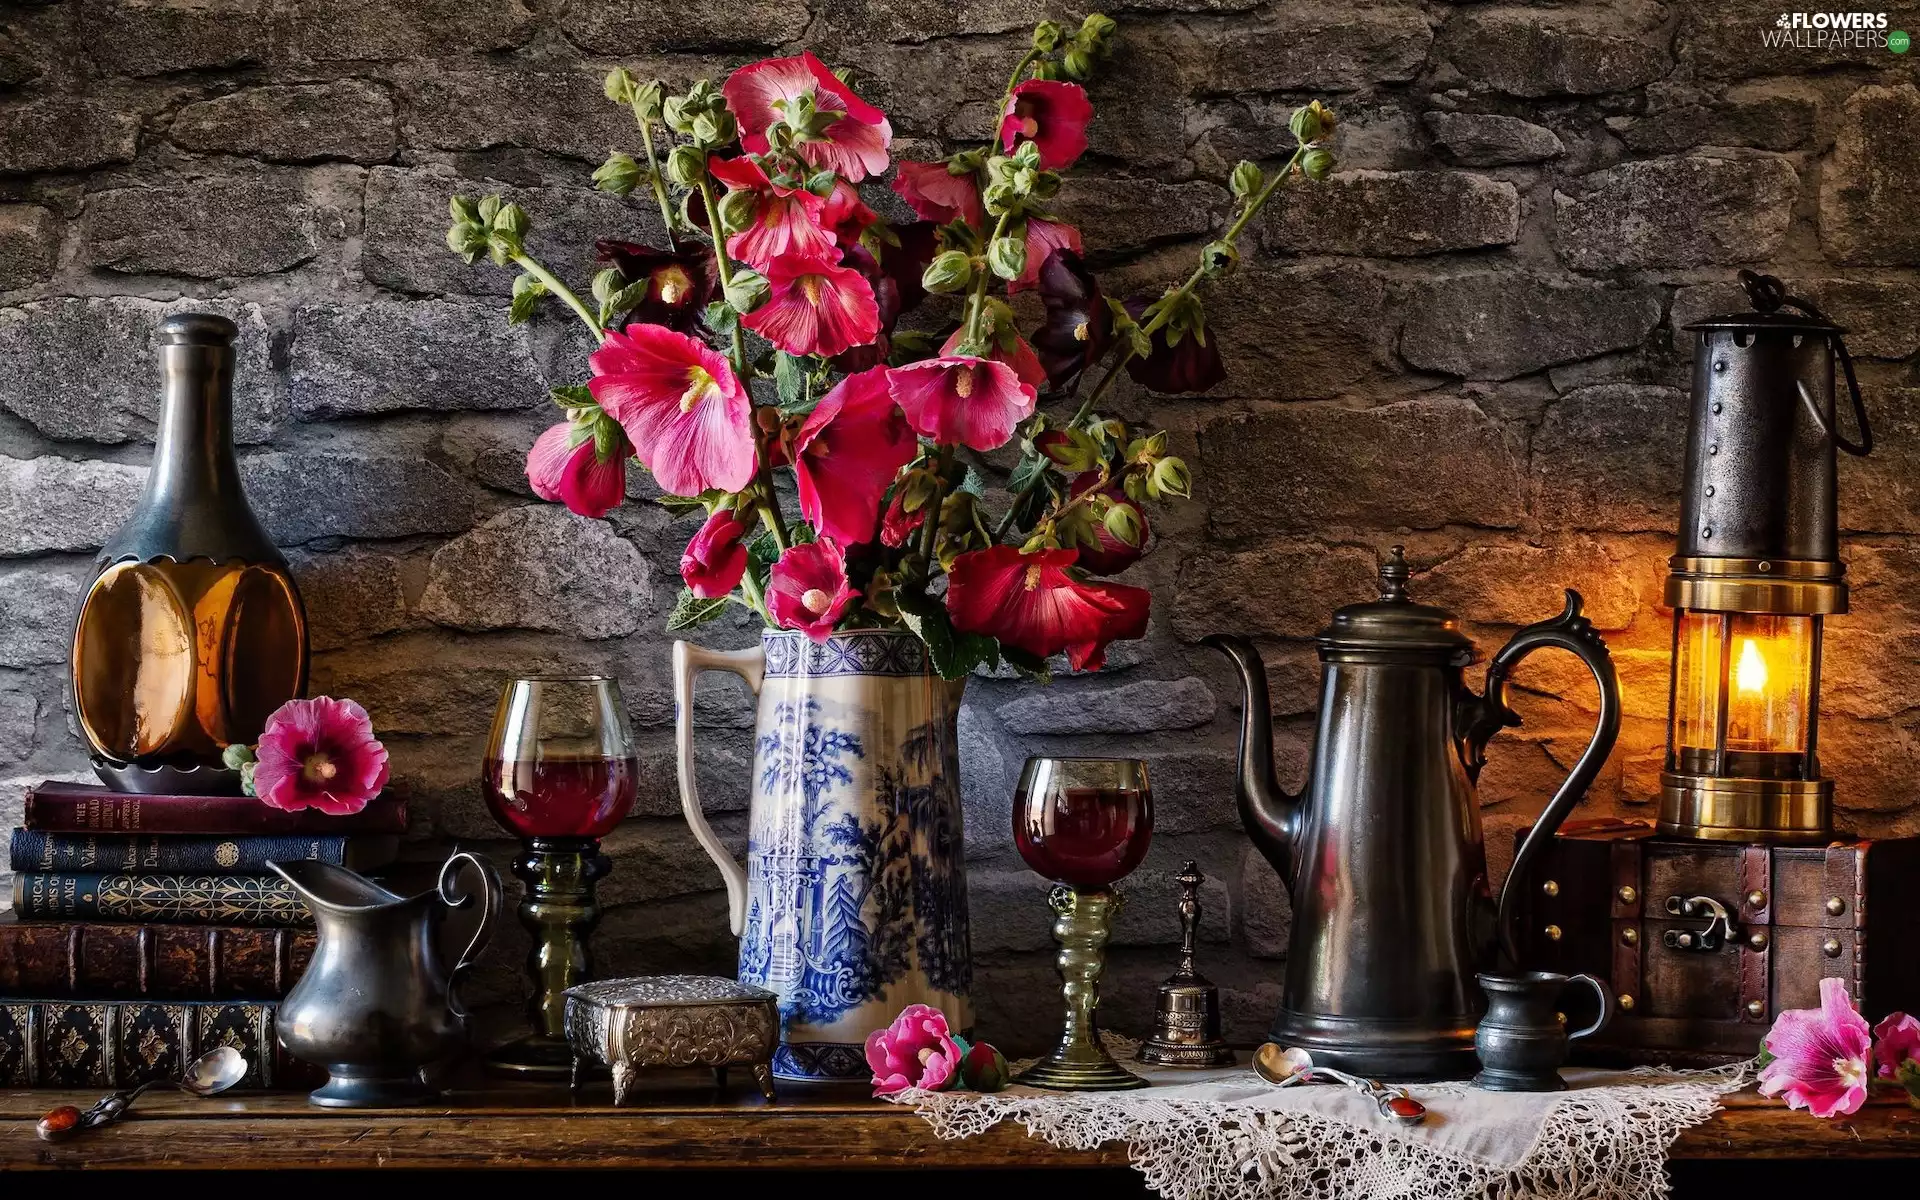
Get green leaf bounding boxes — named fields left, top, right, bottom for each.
left=551, top=384, right=596, bottom=409
left=1007, top=447, right=1050, bottom=494
left=509, top=275, right=547, bottom=325
left=655, top=493, right=709, bottom=516
left=894, top=585, right=999, bottom=681
left=666, top=588, right=730, bottom=631
left=702, top=301, right=739, bottom=336
left=999, top=645, right=1052, bottom=683
left=958, top=466, right=987, bottom=499
left=773, top=352, right=809, bottom=409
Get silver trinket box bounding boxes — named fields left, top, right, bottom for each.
left=563, top=975, right=779, bottom=1103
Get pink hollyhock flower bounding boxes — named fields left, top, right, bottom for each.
left=680, top=507, right=752, bottom=599
left=879, top=487, right=927, bottom=549
left=1000, top=79, right=1095, bottom=170
left=821, top=179, right=878, bottom=248
left=742, top=252, right=882, bottom=359
left=1068, top=471, right=1151, bottom=576
left=1874, top=1011, right=1920, bottom=1081
left=940, top=326, right=1047, bottom=391
left=792, top=366, right=918, bottom=546
left=724, top=51, right=893, bottom=182
left=589, top=324, right=756, bottom=496
left=250, top=697, right=390, bottom=817
left=887, top=355, right=1038, bottom=452
left=709, top=155, right=835, bottom=270
left=1758, top=977, right=1874, bottom=1118
left=525, top=421, right=629, bottom=520
left=1011, top=217, right=1084, bottom=293
left=865, top=1003, right=963, bottom=1096
left=891, top=160, right=984, bottom=228
left=946, top=545, right=1150, bottom=671
left=767, top=538, right=859, bottom=642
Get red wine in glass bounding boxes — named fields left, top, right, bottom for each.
left=1013, top=759, right=1153, bottom=888
left=482, top=753, right=639, bottom=839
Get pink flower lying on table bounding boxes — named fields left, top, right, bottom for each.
left=246, top=698, right=390, bottom=817
left=1758, top=977, right=1873, bottom=1118
left=866, top=1004, right=964, bottom=1095
left=1873, top=1011, right=1920, bottom=1083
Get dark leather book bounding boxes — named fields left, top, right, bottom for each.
left=0, top=913, right=313, bottom=1000
left=9, top=828, right=399, bottom=874
left=23, top=780, right=408, bottom=835
left=12, top=873, right=311, bottom=927
left=0, top=998, right=318, bottom=1088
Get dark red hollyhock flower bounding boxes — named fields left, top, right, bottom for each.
left=595, top=240, right=717, bottom=333
left=830, top=223, right=940, bottom=373
left=1123, top=298, right=1227, bottom=395
left=999, top=80, right=1095, bottom=171
left=1031, top=249, right=1112, bottom=394
left=945, top=545, right=1150, bottom=671
left=1067, top=472, right=1149, bottom=576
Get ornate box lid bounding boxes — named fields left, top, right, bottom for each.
left=563, top=975, right=776, bottom=1011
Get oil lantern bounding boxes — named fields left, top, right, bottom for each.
left=1659, top=272, right=1872, bottom=842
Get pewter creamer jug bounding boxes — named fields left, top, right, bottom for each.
left=1208, top=548, right=1620, bottom=1079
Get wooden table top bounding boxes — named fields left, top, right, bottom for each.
left=3, top=1075, right=1915, bottom=1169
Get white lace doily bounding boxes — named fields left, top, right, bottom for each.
left=888, top=1036, right=1754, bottom=1200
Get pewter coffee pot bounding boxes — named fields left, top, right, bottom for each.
left=1208, top=548, right=1620, bottom=1079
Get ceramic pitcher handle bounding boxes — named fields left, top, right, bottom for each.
left=673, top=639, right=765, bottom=936
left=1565, top=973, right=1613, bottom=1041
left=438, top=850, right=502, bottom=1019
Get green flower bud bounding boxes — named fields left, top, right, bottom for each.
left=981, top=180, right=1017, bottom=215
left=1229, top=160, right=1263, bottom=200
left=478, top=194, right=504, bottom=223
left=1032, top=20, right=1064, bottom=51
left=1037, top=428, right=1099, bottom=472
left=604, top=67, right=636, bottom=104
left=492, top=201, right=530, bottom=237
left=633, top=80, right=664, bottom=124
left=723, top=267, right=770, bottom=314
left=1103, top=499, right=1144, bottom=548
left=922, top=249, right=975, bottom=293
left=592, top=267, right=622, bottom=304
left=449, top=195, right=481, bottom=224
left=1030, top=58, right=1062, bottom=81
left=692, top=108, right=736, bottom=147
left=662, top=95, right=693, bottom=135
left=1201, top=239, right=1238, bottom=276
left=987, top=235, right=1027, bottom=282
left=1151, top=455, right=1193, bottom=499
left=1063, top=48, right=1093, bottom=80
left=221, top=742, right=257, bottom=770
left=592, top=152, right=642, bottom=196
left=1081, top=12, right=1116, bottom=42
left=445, top=220, right=487, bottom=260
left=716, top=187, right=757, bottom=234
left=1301, top=147, right=1336, bottom=182
left=1289, top=99, right=1336, bottom=146
left=665, top=143, right=706, bottom=187
left=901, top=470, right=938, bottom=512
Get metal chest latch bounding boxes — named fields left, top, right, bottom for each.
left=1663, top=895, right=1738, bottom=952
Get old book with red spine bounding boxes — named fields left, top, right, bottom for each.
left=0, top=913, right=313, bottom=1000
left=22, top=780, right=407, bottom=835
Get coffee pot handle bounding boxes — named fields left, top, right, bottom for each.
left=673, top=639, right=766, bottom=936
left=1471, top=591, right=1622, bottom=969
left=1565, top=973, right=1614, bottom=1041
left=438, top=850, right=502, bottom=1019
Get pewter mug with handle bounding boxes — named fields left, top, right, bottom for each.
left=1474, top=970, right=1613, bottom=1091
left=674, top=628, right=972, bottom=1081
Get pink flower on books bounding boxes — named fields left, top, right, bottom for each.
left=792, top=365, right=918, bottom=546
left=1758, top=977, right=1874, bottom=1118
left=886, top=355, right=1037, bottom=452
left=526, top=420, right=629, bottom=520
left=588, top=324, right=757, bottom=496
left=723, top=52, right=894, bottom=182
left=250, top=697, right=390, bottom=817
left=741, top=252, right=882, bottom=360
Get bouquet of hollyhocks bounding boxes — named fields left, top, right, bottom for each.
left=444, top=14, right=1335, bottom=679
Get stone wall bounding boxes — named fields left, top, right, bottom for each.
left=0, top=1, right=1915, bottom=1051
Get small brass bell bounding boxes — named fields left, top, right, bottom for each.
left=1137, top=861, right=1234, bottom=1068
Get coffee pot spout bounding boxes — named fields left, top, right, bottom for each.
left=1204, top=634, right=1305, bottom=887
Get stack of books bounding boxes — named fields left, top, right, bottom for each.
left=0, top=780, right=404, bottom=1087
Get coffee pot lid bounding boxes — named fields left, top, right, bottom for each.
left=1317, top=546, right=1474, bottom=659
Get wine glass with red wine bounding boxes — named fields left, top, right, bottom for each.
left=482, top=675, right=638, bottom=1076
left=1011, top=756, right=1154, bottom=1091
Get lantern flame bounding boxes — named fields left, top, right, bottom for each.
left=1736, top=638, right=1769, bottom=694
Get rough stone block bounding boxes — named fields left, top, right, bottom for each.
left=562, top=0, right=809, bottom=52
left=278, top=0, right=534, bottom=61
left=1841, top=388, right=1920, bottom=535
left=1141, top=746, right=1239, bottom=836
left=1613, top=86, right=1817, bottom=155
left=417, top=506, right=650, bottom=639
left=0, top=298, right=279, bottom=443
left=1672, top=277, right=1920, bottom=361
left=287, top=547, right=411, bottom=652
left=83, top=174, right=330, bottom=278
left=1417, top=537, right=1643, bottom=631
left=1423, top=111, right=1563, bottom=165
left=363, top=166, right=662, bottom=297
left=0, top=29, right=44, bottom=89
left=1678, top=0, right=1909, bottom=79
left=290, top=300, right=548, bottom=419
left=0, top=691, right=35, bottom=764
left=170, top=81, right=395, bottom=163
left=996, top=677, right=1216, bottom=736
left=243, top=449, right=483, bottom=544
left=1201, top=261, right=1391, bottom=401
left=1822, top=85, right=1920, bottom=266
left=1262, top=170, right=1519, bottom=258
left=0, top=561, right=86, bottom=666
left=1399, top=274, right=1663, bottom=381
left=312, top=639, right=604, bottom=740
left=958, top=703, right=1014, bottom=861
left=0, top=204, right=58, bottom=290
left=1172, top=541, right=1380, bottom=642
left=1200, top=6, right=1434, bottom=92
left=0, top=98, right=139, bottom=173
left=1202, top=399, right=1526, bottom=539
left=0, top=455, right=145, bottom=557
left=1552, top=155, right=1797, bottom=270
left=1053, top=175, right=1224, bottom=256
left=398, top=68, right=637, bottom=161
left=1439, top=6, right=1669, bottom=97
left=1531, top=385, right=1686, bottom=532
left=81, top=0, right=269, bottom=76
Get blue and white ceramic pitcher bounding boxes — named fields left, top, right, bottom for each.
left=674, top=629, right=972, bottom=1080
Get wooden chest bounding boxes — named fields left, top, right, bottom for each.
left=1513, top=820, right=1920, bottom=1064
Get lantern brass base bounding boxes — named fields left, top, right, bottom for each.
left=1658, top=773, right=1832, bottom=843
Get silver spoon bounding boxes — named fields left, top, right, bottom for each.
left=38, top=1046, right=249, bottom=1141
left=1251, top=1042, right=1428, bottom=1126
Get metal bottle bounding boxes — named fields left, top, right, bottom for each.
left=1208, top=548, right=1621, bottom=1079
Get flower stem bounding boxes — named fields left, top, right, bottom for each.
left=636, top=120, right=678, bottom=252
left=999, top=50, right=1040, bottom=116
left=964, top=211, right=1014, bottom=349
left=918, top=446, right=954, bottom=567
left=695, top=175, right=752, bottom=382
left=512, top=253, right=601, bottom=336
left=758, top=476, right=791, bottom=554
